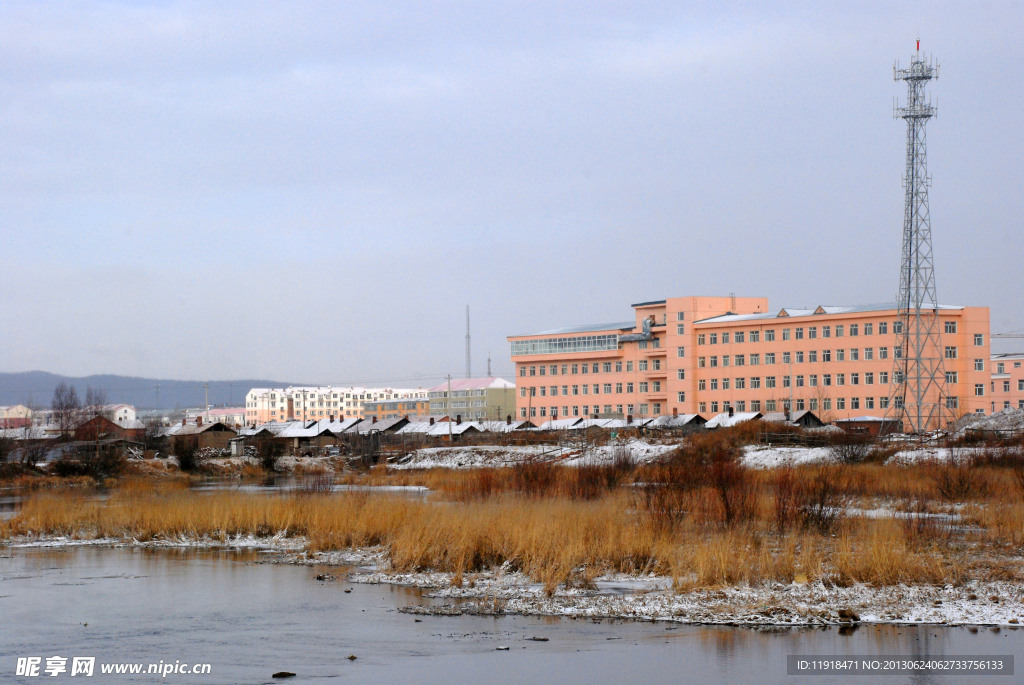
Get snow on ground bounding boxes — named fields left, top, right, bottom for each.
left=741, top=445, right=836, bottom=468
left=7, top=536, right=1024, bottom=626
left=951, top=408, right=1024, bottom=437
left=351, top=565, right=1024, bottom=627
left=388, top=439, right=676, bottom=470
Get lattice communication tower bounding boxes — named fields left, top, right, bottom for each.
left=886, top=42, right=955, bottom=434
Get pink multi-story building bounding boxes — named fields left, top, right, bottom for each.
left=508, top=295, right=991, bottom=425
left=990, top=353, right=1024, bottom=413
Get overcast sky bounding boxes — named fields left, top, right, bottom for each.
left=2, top=1, right=1022, bottom=387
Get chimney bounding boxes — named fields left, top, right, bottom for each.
left=372, top=416, right=377, bottom=424
left=728, top=406, right=734, bottom=417
left=506, top=414, right=511, bottom=425
left=197, top=416, right=203, bottom=426
left=456, top=415, right=462, bottom=425
left=404, top=414, right=409, bottom=420
left=672, top=407, right=678, bottom=417
left=182, top=418, right=186, bottom=426
left=627, top=414, right=633, bottom=424
left=784, top=407, right=791, bottom=421
left=429, top=417, right=435, bottom=425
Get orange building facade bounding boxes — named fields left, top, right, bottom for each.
left=508, top=296, right=991, bottom=424
left=990, top=353, right=1024, bottom=413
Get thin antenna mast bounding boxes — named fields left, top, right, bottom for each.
left=465, top=305, right=471, bottom=379
left=886, top=41, right=953, bottom=433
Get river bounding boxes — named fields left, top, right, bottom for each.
left=1, top=546, right=1021, bottom=684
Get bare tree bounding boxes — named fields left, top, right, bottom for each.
left=51, top=382, right=81, bottom=440
left=84, top=386, right=109, bottom=420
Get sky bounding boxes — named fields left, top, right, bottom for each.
left=2, top=1, right=1022, bottom=387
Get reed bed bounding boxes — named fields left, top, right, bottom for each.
left=5, top=429, right=1024, bottom=593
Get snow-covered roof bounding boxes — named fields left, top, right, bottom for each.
left=162, top=422, right=237, bottom=437
left=346, top=416, right=407, bottom=433
left=396, top=421, right=436, bottom=434
left=697, top=302, right=964, bottom=324
left=536, top=418, right=583, bottom=430
left=705, top=412, right=762, bottom=429
left=834, top=416, right=892, bottom=423
left=426, top=422, right=480, bottom=436
left=427, top=377, right=514, bottom=392
left=475, top=420, right=531, bottom=432
left=647, top=414, right=704, bottom=428
left=116, top=419, right=146, bottom=430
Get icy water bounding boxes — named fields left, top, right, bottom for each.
left=1, top=547, right=1022, bottom=684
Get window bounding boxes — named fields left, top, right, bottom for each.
left=581, top=364, right=588, bottom=374
left=561, top=385, right=569, bottom=395
left=850, top=348, right=859, bottom=361
left=823, top=374, right=832, bottom=386
left=677, top=392, right=686, bottom=402
left=710, top=402, right=719, bottom=413
left=653, top=359, right=661, bottom=370
left=879, top=322, right=888, bottom=335
left=710, top=379, right=718, bottom=391
left=864, top=323, right=873, bottom=335
left=626, top=383, right=634, bottom=393
left=944, top=321, right=957, bottom=334
left=765, top=352, right=776, bottom=364
left=676, top=369, right=685, bottom=380
left=851, top=397, right=860, bottom=410
left=639, top=382, right=648, bottom=393
left=782, top=351, right=792, bottom=364
left=539, top=366, right=546, bottom=376
left=822, top=325, right=831, bottom=338
left=750, top=377, right=761, bottom=389
left=698, top=380, right=706, bottom=391
left=795, top=327, right=804, bottom=340
left=722, top=355, right=730, bottom=367
left=677, top=324, right=685, bottom=335
left=837, top=374, right=846, bottom=386
left=1003, top=381, right=1011, bottom=392
left=836, top=398, right=846, bottom=410
left=572, top=385, right=579, bottom=395
left=974, top=333, right=984, bottom=346
left=835, top=325, right=844, bottom=337
left=945, top=371, right=958, bottom=384
left=851, top=373, right=860, bottom=385
left=850, top=324, right=859, bottom=336
left=782, top=328, right=791, bottom=341
left=735, top=354, right=745, bottom=366
left=879, top=346, right=889, bottom=360
left=894, top=321, right=904, bottom=334
left=864, top=347, right=874, bottom=360
left=519, top=367, right=526, bottom=377
left=638, top=360, right=648, bottom=371
left=808, top=350, right=818, bottom=363
left=721, top=379, right=729, bottom=390
left=766, top=376, right=776, bottom=389
left=836, top=349, right=845, bottom=362
left=698, top=357, right=706, bottom=368
left=722, top=332, right=730, bottom=344
left=974, top=359, right=984, bottom=371
left=1019, top=380, right=1024, bottom=392
left=765, top=329, right=775, bottom=342
left=783, top=375, right=791, bottom=388
left=603, top=383, right=612, bottom=394
left=735, top=377, right=745, bottom=389
left=975, top=384, right=984, bottom=397
left=698, top=402, right=707, bottom=413
left=615, top=383, right=622, bottom=393
left=710, top=356, right=718, bottom=367
left=796, top=375, right=804, bottom=388
left=677, top=346, right=686, bottom=358
left=750, top=353, right=760, bottom=365
left=945, top=347, right=958, bottom=359
left=808, top=326, right=817, bottom=339
left=880, top=397, right=890, bottom=409
left=765, top=400, right=777, bottom=412
left=735, top=332, right=745, bottom=343
left=603, top=362, right=612, bottom=373
left=996, top=363, right=1005, bottom=374
left=822, top=350, right=831, bottom=362
left=709, top=333, right=718, bottom=344
left=698, top=334, right=706, bottom=345
left=809, top=374, right=818, bottom=387
left=795, top=351, right=804, bottom=363
left=626, top=362, right=633, bottom=372
left=865, top=372, right=874, bottom=385
left=750, top=331, right=760, bottom=343
left=945, top=397, right=958, bottom=409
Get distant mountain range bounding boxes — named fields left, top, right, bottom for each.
left=0, top=371, right=301, bottom=411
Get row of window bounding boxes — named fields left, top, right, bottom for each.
left=520, top=403, right=663, bottom=419
left=992, top=380, right=1024, bottom=392
left=521, top=381, right=665, bottom=397
left=695, top=395, right=961, bottom=414
left=520, top=359, right=669, bottom=377
left=696, top=322, right=982, bottom=345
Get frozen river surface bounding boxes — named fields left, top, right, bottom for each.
left=1, top=546, right=1022, bottom=684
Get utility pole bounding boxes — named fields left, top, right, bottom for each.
left=203, top=383, right=209, bottom=424
left=447, top=374, right=452, bottom=442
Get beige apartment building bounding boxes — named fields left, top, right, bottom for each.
left=245, top=386, right=428, bottom=425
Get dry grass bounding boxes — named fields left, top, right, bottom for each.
left=5, top=428, right=1024, bottom=592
